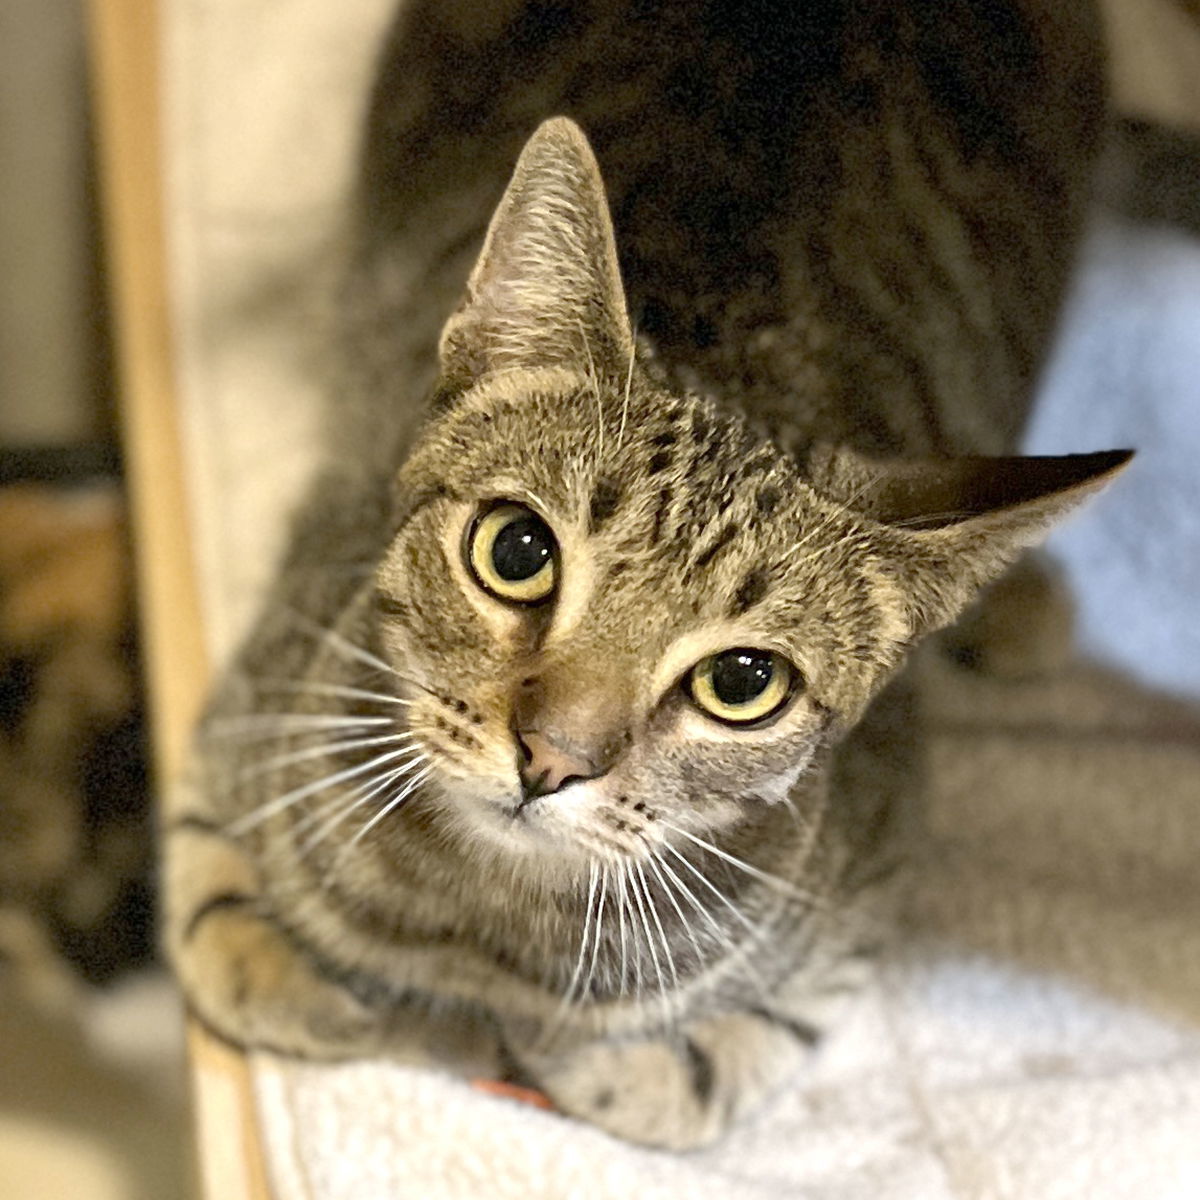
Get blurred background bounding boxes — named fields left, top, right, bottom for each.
left=0, top=1, right=189, bottom=1198
left=0, top=0, right=1197, bottom=1198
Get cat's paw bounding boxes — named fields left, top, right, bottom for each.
left=166, top=815, right=400, bottom=1060
left=174, top=899, right=390, bottom=1059
left=515, top=1010, right=813, bottom=1150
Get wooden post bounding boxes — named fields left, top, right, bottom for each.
left=86, top=2, right=272, bottom=1195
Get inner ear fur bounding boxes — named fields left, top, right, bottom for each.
left=808, top=443, right=1133, bottom=636
left=438, top=116, right=634, bottom=393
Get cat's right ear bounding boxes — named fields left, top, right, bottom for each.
left=438, top=117, right=635, bottom=393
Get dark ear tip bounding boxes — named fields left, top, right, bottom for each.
left=1006, top=447, right=1132, bottom=508
left=1076, top=447, right=1135, bottom=483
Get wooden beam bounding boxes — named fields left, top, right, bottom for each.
left=86, top=2, right=272, bottom=1196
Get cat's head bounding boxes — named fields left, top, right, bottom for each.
left=372, top=118, right=1128, bottom=874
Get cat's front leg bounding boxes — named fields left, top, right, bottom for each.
left=514, top=1006, right=819, bottom=1150
left=164, top=814, right=392, bottom=1059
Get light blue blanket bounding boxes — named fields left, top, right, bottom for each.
left=1029, top=213, right=1200, bottom=698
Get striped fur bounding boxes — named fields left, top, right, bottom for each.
left=167, top=0, right=1128, bottom=1148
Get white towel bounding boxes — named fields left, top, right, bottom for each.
left=163, top=1, right=1200, bottom=1195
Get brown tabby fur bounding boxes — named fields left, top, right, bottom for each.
left=167, top=0, right=1130, bottom=1148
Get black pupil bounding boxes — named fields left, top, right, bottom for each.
left=711, top=650, right=775, bottom=706
left=492, top=514, right=553, bottom=581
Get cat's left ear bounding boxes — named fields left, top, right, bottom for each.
left=807, top=444, right=1133, bottom=637
left=438, top=117, right=634, bottom=392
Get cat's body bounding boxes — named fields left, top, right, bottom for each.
left=346, top=0, right=1104, bottom=465
left=167, top=0, right=1128, bottom=1148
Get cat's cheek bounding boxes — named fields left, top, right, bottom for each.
left=754, top=754, right=817, bottom=806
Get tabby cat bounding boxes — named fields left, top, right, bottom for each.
left=167, top=0, right=1129, bottom=1148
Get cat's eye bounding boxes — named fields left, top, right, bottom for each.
left=688, top=649, right=795, bottom=726
left=467, top=503, right=558, bottom=604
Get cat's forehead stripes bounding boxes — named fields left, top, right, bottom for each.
left=587, top=476, right=623, bottom=533
left=730, top=568, right=770, bottom=617
left=412, top=372, right=898, bottom=675
left=686, top=524, right=739, bottom=576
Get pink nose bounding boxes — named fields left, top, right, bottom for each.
left=517, top=731, right=599, bottom=798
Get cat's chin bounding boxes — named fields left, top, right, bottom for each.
left=432, top=775, right=613, bottom=873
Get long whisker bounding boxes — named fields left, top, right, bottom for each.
left=660, top=841, right=769, bottom=945
left=656, top=844, right=772, bottom=1002
left=543, top=861, right=600, bottom=1044
left=661, top=821, right=823, bottom=908
left=637, top=860, right=678, bottom=1030
left=344, top=763, right=434, bottom=851
left=289, top=790, right=359, bottom=843
left=616, top=327, right=636, bottom=452
left=645, top=850, right=707, bottom=982
left=251, top=678, right=414, bottom=709
left=576, top=317, right=604, bottom=468
left=786, top=470, right=885, bottom=559
left=227, top=743, right=422, bottom=836
left=283, top=609, right=441, bottom=699
left=629, top=862, right=666, bottom=1009
left=615, top=864, right=632, bottom=1000
left=638, top=861, right=679, bottom=992
left=792, top=527, right=870, bottom=572
left=626, top=862, right=647, bottom=1004
left=582, top=864, right=610, bottom=1008
left=236, top=731, right=415, bottom=782
left=208, top=714, right=392, bottom=740
left=290, top=790, right=365, bottom=850
left=652, top=850, right=734, bottom=962
left=296, top=752, right=426, bottom=855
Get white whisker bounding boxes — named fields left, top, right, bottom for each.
left=289, top=791, right=358, bottom=843
left=228, top=743, right=423, bottom=836
left=284, top=609, right=410, bottom=686
left=792, top=526, right=870, bottom=572
left=652, top=851, right=726, bottom=955
left=344, top=763, right=434, bottom=851
left=208, top=713, right=392, bottom=740
left=662, top=821, right=821, bottom=908
left=639, top=860, right=678, bottom=991
left=646, top=850, right=707, bottom=980
left=637, top=860, right=678, bottom=1029
left=582, top=865, right=610, bottom=1008
left=296, top=753, right=426, bottom=856
left=656, top=844, right=772, bottom=1002
left=543, top=861, right=600, bottom=1043
left=661, top=841, right=767, bottom=943
left=615, top=864, right=632, bottom=999
left=576, top=317, right=604, bottom=468
left=629, top=862, right=666, bottom=1009
left=786, top=470, right=884, bottom=559
left=252, top=679, right=414, bottom=709
left=236, top=731, right=415, bottom=783
left=616, top=328, right=636, bottom=451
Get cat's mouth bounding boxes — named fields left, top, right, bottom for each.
left=433, top=765, right=613, bottom=862
left=510, top=789, right=543, bottom=820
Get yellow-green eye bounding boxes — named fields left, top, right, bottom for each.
left=689, top=649, right=795, bottom=726
left=467, top=504, right=558, bottom=604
